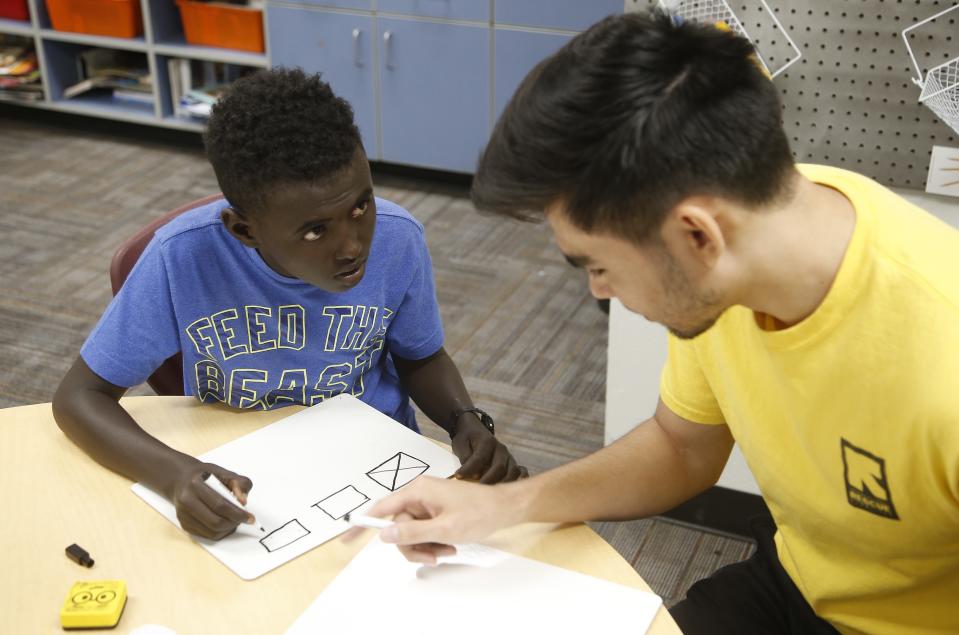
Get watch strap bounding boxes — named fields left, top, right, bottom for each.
left=448, top=407, right=495, bottom=437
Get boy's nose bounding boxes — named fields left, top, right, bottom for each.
left=336, top=226, right=363, bottom=261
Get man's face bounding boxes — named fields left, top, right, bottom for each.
left=546, top=206, right=725, bottom=340
left=228, top=149, right=376, bottom=292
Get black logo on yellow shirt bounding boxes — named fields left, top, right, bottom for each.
left=841, top=438, right=899, bottom=520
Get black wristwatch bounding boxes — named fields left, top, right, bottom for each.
left=448, top=407, right=495, bottom=437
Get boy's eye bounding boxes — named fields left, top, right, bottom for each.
left=588, top=268, right=606, bottom=277
left=351, top=198, right=370, bottom=218
left=303, top=226, right=326, bottom=241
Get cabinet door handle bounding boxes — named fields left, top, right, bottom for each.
left=352, top=28, right=363, bottom=67
left=383, top=30, right=394, bottom=70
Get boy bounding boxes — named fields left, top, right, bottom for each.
left=52, top=68, right=526, bottom=540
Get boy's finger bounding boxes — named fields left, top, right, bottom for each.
left=456, top=440, right=494, bottom=479
left=195, top=478, right=254, bottom=524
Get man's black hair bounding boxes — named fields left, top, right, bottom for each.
left=204, top=67, right=362, bottom=215
left=471, top=10, right=796, bottom=243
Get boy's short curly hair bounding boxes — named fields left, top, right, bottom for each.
left=204, top=67, right=363, bottom=215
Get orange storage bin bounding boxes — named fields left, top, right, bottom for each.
left=176, top=1, right=264, bottom=53
left=46, top=0, right=142, bottom=38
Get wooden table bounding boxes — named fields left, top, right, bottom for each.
left=3, top=396, right=680, bottom=634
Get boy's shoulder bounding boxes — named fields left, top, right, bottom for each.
left=153, top=197, right=231, bottom=245
left=375, top=197, right=425, bottom=236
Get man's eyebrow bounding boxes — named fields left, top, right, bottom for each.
left=563, top=254, right=591, bottom=268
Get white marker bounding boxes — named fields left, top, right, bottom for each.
left=203, top=474, right=267, bottom=538
left=343, top=512, right=395, bottom=530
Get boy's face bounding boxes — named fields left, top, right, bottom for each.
left=222, top=149, right=376, bottom=292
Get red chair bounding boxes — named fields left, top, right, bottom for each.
left=109, top=194, right=224, bottom=396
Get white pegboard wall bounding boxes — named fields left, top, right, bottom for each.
left=625, top=0, right=959, bottom=188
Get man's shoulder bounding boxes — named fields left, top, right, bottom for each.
left=153, top=197, right=231, bottom=246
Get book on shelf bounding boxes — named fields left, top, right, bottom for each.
left=167, top=58, right=253, bottom=120
left=63, top=48, right=152, bottom=105
left=0, top=40, right=42, bottom=102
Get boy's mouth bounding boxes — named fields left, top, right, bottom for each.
left=335, top=260, right=366, bottom=283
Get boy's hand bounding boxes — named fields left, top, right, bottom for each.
left=451, top=414, right=528, bottom=483
left=171, top=462, right=256, bottom=540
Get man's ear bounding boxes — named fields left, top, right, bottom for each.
left=220, top=207, right=258, bottom=247
left=661, top=197, right=726, bottom=271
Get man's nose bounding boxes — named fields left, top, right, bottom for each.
left=588, top=277, right=613, bottom=301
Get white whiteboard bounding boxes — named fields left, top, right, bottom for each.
left=132, top=394, right=460, bottom=579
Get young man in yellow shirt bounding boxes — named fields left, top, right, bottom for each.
left=356, top=10, right=959, bottom=635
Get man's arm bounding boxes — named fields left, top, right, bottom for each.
left=519, top=398, right=733, bottom=522
left=364, top=399, right=734, bottom=563
left=392, top=346, right=528, bottom=482
left=52, top=357, right=253, bottom=538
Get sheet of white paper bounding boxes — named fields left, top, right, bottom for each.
left=132, top=394, right=460, bottom=580
left=285, top=538, right=663, bottom=635
left=437, top=542, right=511, bottom=567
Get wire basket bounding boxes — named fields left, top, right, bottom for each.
left=902, top=4, right=959, bottom=135
left=658, top=0, right=801, bottom=78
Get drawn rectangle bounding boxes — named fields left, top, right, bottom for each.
left=261, top=519, right=310, bottom=553
left=314, top=485, right=370, bottom=520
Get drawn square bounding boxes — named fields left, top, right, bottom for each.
left=260, top=519, right=310, bottom=553
left=313, top=485, right=370, bottom=520
left=366, top=452, right=429, bottom=491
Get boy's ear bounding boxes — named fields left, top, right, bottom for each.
left=220, top=207, right=258, bottom=247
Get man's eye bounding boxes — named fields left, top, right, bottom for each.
left=304, top=226, right=325, bottom=241
left=352, top=198, right=370, bottom=217
left=588, top=268, right=606, bottom=277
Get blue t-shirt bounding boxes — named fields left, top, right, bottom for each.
left=81, top=197, right=444, bottom=430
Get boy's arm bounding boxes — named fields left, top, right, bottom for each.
left=52, top=357, right=254, bottom=539
left=392, top=347, right=528, bottom=483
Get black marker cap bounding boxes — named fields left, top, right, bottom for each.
left=65, top=543, right=94, bottom=568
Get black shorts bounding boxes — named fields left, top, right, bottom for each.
left=669, top=515, right=840, bottom=635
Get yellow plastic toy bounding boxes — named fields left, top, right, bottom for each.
left=60, top=580, right=127, bottom=630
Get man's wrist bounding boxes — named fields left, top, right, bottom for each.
left=500, top=476, right=540, bottom=525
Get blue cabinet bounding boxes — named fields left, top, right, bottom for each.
left=496, top=0, right=622, bottom=31
left=494, top=29, right=572, bottom=119
left=377, top=18, right=489, bottom=172
left=378, top=0, right=488, bottom=21
left=287, top=0, right=373, bottom=9
left=267, top=6, right=378, bottom=156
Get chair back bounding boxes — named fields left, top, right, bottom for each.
left=108, top=194, right=224, bottom=395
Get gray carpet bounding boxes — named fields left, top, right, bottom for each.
left=0, top=113, right=753, bottom=607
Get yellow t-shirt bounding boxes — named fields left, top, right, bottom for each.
left=660, top=164, right=959, bottom=634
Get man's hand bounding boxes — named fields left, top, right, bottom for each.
left=451, top=413, right=528, bottom=483
left=353, top=476, right=527, bottom=565
left=171, top=462, right=256, bottom=540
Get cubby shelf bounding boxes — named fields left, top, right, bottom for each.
left=2, top=0, right=625, bottom=173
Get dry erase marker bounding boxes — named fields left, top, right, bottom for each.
left=202, top=474, right=267, bottom=538
left=343, top=513, right=395, bottom=530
